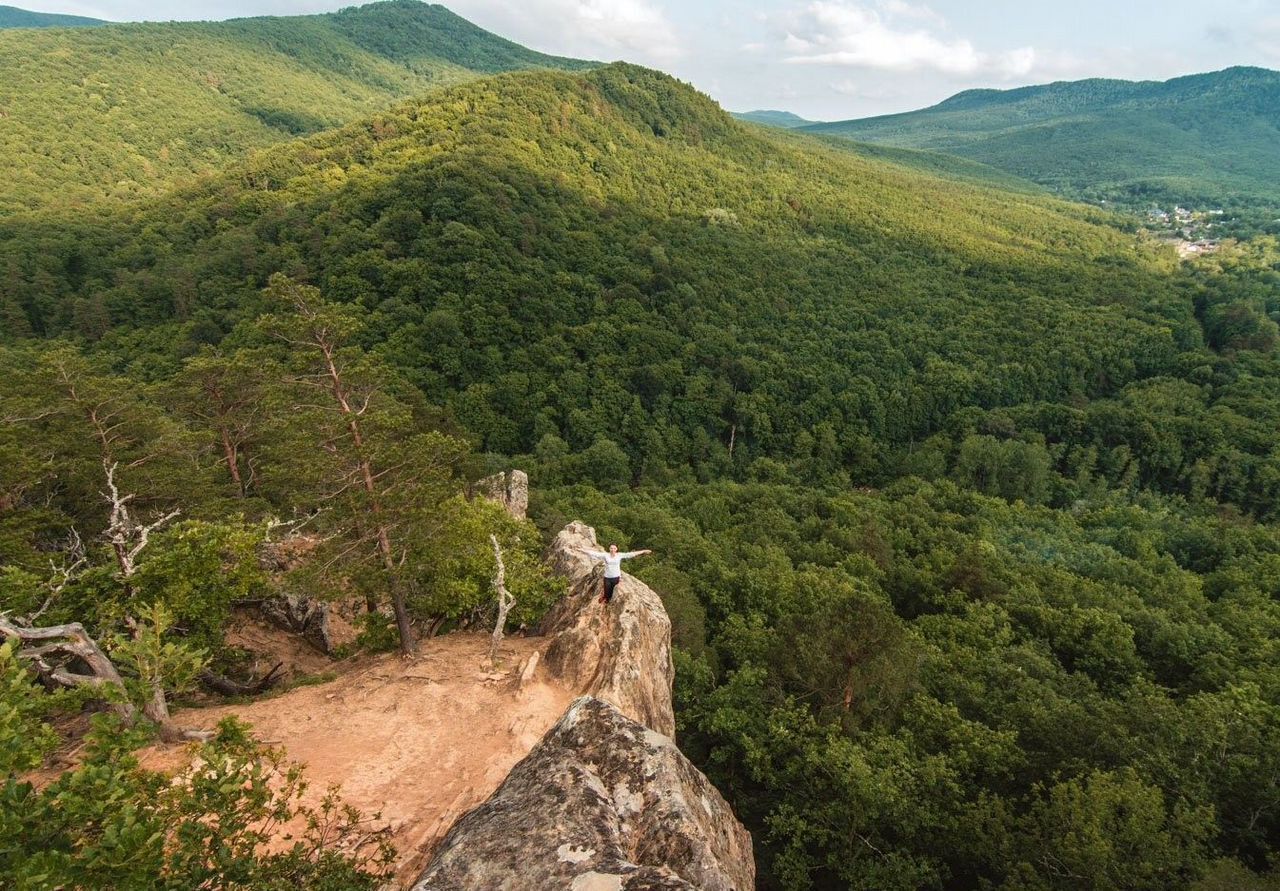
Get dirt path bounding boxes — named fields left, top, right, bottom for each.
left=148, top=633, right=574, bottom=886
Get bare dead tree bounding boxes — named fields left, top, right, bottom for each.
left=102, top=461, right=180, bottom=592
left=489, top=534, right=515, bottom=668
left=0, top=616, right=213, bottom=742
left=0, top=617, right=137, bottom=721
left=16, top=528, right=87, bottom=626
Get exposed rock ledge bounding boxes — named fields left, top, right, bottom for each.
left=539, top=521, right=676, bottom=738
left=413, top=518, right=753, bottom=890
left=413, top=696, right=755, bottom=891
left=467, top=470, right=529, bottom=520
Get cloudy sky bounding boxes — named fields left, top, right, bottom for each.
left=18, top=0, right=1280, bottom=119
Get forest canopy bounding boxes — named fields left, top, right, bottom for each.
left=2, top=57, right=1279, bottom=890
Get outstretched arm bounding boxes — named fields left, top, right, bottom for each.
left=620, top=549, right=653, bottom=559
left=580, top=548, right=608, bottom=560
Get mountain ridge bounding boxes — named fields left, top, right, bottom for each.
left=0, top=0, right=593, bottom=213
left=804, top=65, right=1280, bottom=207
left=732, top=109, right=819, bottom=129
left=0, top=4, right=104, bottom=27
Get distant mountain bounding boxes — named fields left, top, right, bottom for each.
left=814, top=137, right=1045, bottom=194
left=805, top=66, right=1280, bottom=208
left=0, top=4, right=104, bottom=27
left=0, top=0, right=592, bottom=213
left=732, top=109, right=819, bottom=129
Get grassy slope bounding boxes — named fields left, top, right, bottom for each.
left=0, top=4, right=104, bottom=27
left=0, top=0, right=590, bottom=213
left=805, top=66, right=1280, bottom=207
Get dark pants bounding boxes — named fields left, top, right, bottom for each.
left=602, top=576, right=621, bottom=603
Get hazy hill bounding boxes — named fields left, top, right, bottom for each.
left=0, top=4, right=104, bottom=27
left=0, top=0, right=590, bottom=213
left=805, top=66, right=1280, bottom=208
left=731, top=109, right=818, bottom=128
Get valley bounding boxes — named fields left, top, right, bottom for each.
left=2, top=3, right=1279, bottom=890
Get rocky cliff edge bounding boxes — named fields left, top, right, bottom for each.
left=414, top=516, right=754, bottom=890
left=539, top=521, right=676, bottom=738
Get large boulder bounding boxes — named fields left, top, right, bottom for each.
left=413, top=696, right=755, bottom=891
left=468, top=470, right=529, bottom=520
left=540, top=522, right=675, bottom=737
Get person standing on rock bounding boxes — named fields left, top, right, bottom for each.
left=580, top=544, right=652, bottom=605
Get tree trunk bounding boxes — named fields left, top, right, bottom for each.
left=219, top=426, right=245, bottom=497
left=489, top=535, right=515, bottom=668
left=390, top=583, right=415, bottom=657
left=320, top=343, right=415, bottom=656
left=145, top=682, right=183, bottom=741
left=0, top=618, right=136, bottom=722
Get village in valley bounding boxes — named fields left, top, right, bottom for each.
left=1145, top=204, right=1224, bottom=257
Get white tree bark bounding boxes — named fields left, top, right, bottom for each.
left=489, top=535, right=516, bottom=668
left=102, top=461, right=180, bottom=583
left=0, top=617, right=212, bottom=741
left=0, top=617, right=137, bottom=721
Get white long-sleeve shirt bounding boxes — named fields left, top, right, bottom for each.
left=583, top=549, right=642, bottom=578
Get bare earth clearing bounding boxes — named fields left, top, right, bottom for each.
left=143, top=632, right=574, bottom=886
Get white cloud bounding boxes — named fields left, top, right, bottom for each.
left=878, top=0, right=945, bottom=26
left=780, top=1, right=1035, bottom=78
left=451, top=0, right=681, bottom=63
left=1252, top=16, right=1280, bottom=64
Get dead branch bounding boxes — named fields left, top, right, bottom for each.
left=488, top=535, right=515, bottom=668
left=199, top=662, right=285, bottom=697
left=101, top=461, right=180, bottom=581
left=17, top=529, right=87, bottom=625
left=0, top=616, right=136, bottom=722
left=0, top=616, right=214, bottom=742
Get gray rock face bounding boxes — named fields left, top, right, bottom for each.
left=469, top=470, right=529, bottom=520
left=413, top=697, right=755, bottom=891
left=254, top=592, right=334, bottom=654
left=540, top=522, right=676, bottom=738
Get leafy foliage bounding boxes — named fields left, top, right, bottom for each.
left=1, top=707, right=393, bottom=890
left=542, top=479, right=1280, bottom=889
left=2, top=52, right=1280, bottom=889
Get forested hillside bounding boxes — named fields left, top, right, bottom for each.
left=0, top=4, right=104, bottom=27
left=0, top=0, right=590, bottom=213
left=3, top=60, right=1280, bottom=889
left=806, top=66, right=1280, bottom=209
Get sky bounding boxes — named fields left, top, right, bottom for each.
left=16, top=0, right=1280, bottom=119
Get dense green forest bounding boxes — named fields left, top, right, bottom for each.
left=805, top=67, right=1280, bottom=211
left=3, top=55, right=1280, bottom=890
left=0, top=0, right=590, bottom=214
left=0, top=4, right=104, bottom=27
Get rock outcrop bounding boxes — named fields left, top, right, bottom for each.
left=468, top=470, right=529, bottom=520
left=413, top=696, right=755, bottom=891
left=413, top=519, right=753, bottom=890
left=254, top=592, right=334, bottom=655
left=539, top=522, right=676, bottom=738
